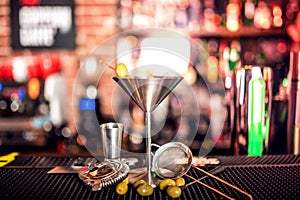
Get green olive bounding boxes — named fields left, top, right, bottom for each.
left=116, top=182, right=128, bottom=195
left=122, top=177, right=129, bottom=184
left=175, top=177, right=186, bottom=187
left=159, top=179, right=176, bottom=190
left=137, top=184, right=154, bottom=197
left=133, top=179, right=147, bottom=188
left=166, top=185, right=182, bottom=198
left=116, top=63, right=128, bottom=77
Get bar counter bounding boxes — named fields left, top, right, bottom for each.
left=0, top=154, right=299, bottom=200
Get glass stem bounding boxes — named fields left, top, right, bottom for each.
left=145, top=111, right=152, bottom=185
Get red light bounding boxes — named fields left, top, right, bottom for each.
left=0, top=64, right=13, bottom=80
left=36, top=56, right=61, bottom=79
left=3, top=89, right=19, bottom=99
left=277, top=40, right=287, bottom=53
left=20, top=0, right=40, bottom=6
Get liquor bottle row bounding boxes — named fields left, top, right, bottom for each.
left=118, top=0, right=298, bottom=33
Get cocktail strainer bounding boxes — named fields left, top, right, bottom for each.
left=152, top=142, right=193, bottom=179
left=152, top=142, right=253, bottom=200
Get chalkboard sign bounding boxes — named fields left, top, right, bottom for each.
left=10, top=0, right=75, bottom=50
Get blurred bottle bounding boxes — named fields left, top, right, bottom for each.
left=188, top=0, right=201, bottom=30
left=248, top=66, right=265, bottom=156
left=243, top=0, right=255, bottom=26
left=272, top=5, right=283, bottom=28
left=268, top=78, right=288, bottom=154
left=235, top=66, right=252, bottom=154
left=235, top=65, right=272, bottom=155
left=203, top=0, right=217, bottom=33
left=226, top=0, right=242, bottom=32
left=262, top=67, right=273, bottom=152
left=253, top=1, right=272, bottom=29
left=287, top=51, right=300, bottom=155
left=175, top=0, right=189, bottom=28
left=228, top=40, right=241, bottom=71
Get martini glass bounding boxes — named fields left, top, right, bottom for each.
left=113, top=76, right=183, bottom=185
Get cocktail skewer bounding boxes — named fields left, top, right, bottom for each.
left=184, top=166, right=225, bottom=187
left=194, top=166, right=253, bottom=200
left=99, top=60, right=128, bottom=77
left=185, top=174, right=234, bottom=200
left=99, top=59, right=116, bottom=70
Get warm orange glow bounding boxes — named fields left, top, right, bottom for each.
left=226, top=18, right=240, bottom=32
left=207, top=56, right=219, bottom=83
left=273, top=16, right=283, bottom=27
left=254, top=2, right=271, bottom=29
left=272, top=5, right=282, bottom=17
left=226, top=2, right=241, bottom=32
left=226, top=2, right=240, bottom=15
left=126, top=35, right=138, bottom=47
left=178, top=0, right=189, bottom=9
left=28, top=78, right=40, bottom=99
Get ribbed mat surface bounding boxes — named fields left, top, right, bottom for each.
left=0, top=155, right=299, bottom=199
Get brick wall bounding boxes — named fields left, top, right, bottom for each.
left=0, top=0, right=118, bottom=132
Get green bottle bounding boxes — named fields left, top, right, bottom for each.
left=248, top=66, right=265, bottom=156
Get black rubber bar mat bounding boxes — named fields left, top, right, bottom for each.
left=0, top=162, right=299, bottom=199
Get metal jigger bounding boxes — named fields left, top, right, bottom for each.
left=100, top=122, right=124, bottom=161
